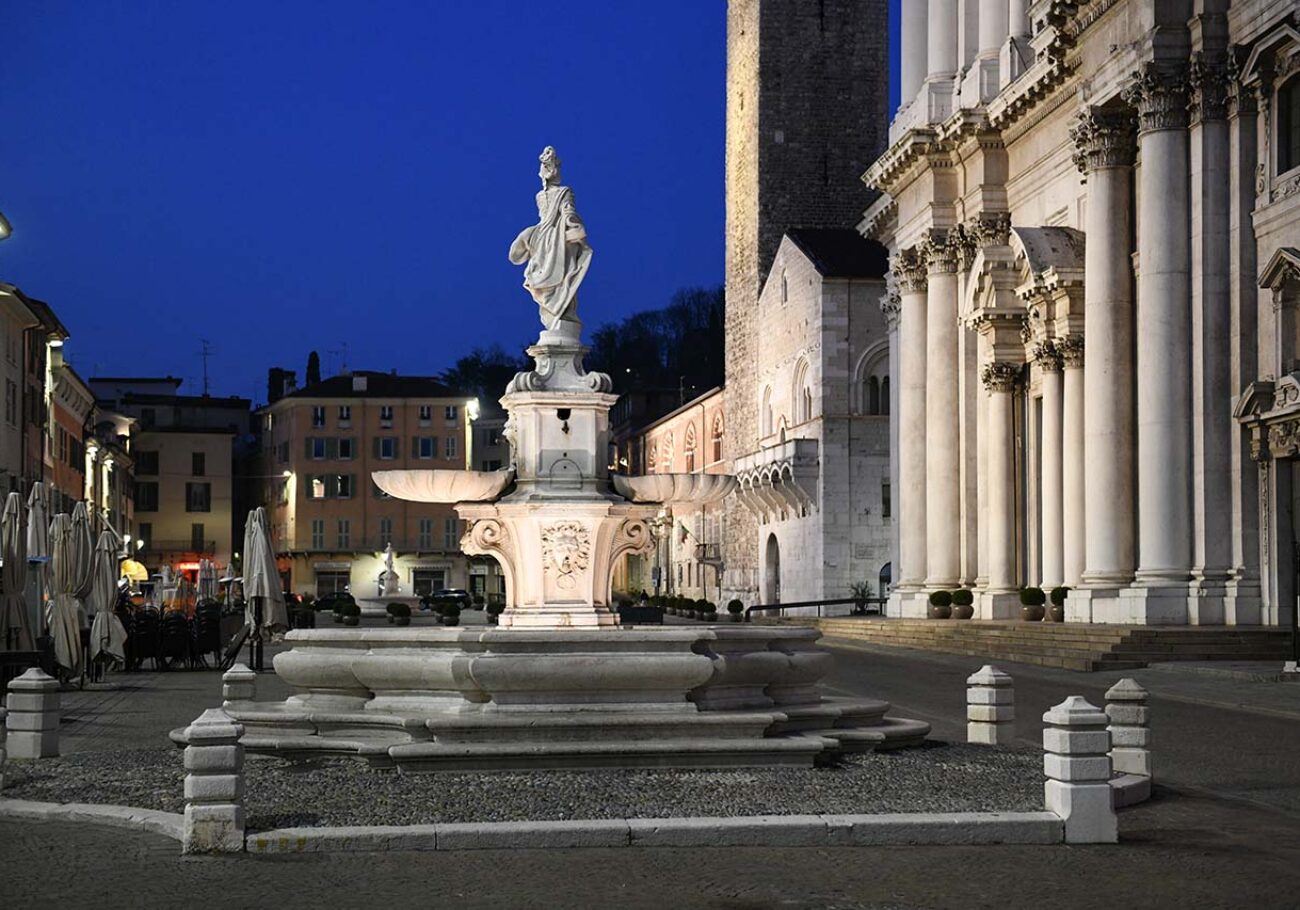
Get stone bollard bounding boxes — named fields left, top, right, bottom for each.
left=966, top=664, right=1014, bottom=744
left=0, top=705, right=7, bottom=790
left=182, top=707, right=246, bottom=854
left=222, top=663, right=257, bottom=705
left=1043, top=696, right=1118, bottom=844
left=1105, top=678, right=1152, bottom=777
left=5, top=668, right=61, bottom=759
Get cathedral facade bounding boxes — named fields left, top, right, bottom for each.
left=862, top=0, right=1300, bottom=625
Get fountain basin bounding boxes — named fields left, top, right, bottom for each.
left=611, top=472, right=737, bottom=505
left=372, top=468, right=515, bottom=503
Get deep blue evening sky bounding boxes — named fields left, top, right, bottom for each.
left=3, top=2, right=902, bottom=405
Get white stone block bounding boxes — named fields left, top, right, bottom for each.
left=5, top=691, right=60, bottom=713
left=183, top=804, right=246, bottom=854
left=439, top=819, right=631, bottom=850
left=966, top=665, right=1012, bottom=688
left=967, top=721, right=1011, bottom=745
left=1112, top=746, right=1153, bottom=777
left=1042, top=696, right=1107, bottom=728
left=967, top=687, right=1014, bottom=706
left=6, top=729, right=58, bottom=759
left=1044, top=753, right=1111, bottom=783
left=1043, top=727, right=1111, bottom=756
left=184, top=773, right=244, bottom=802
left=1109, top=726, right=1150, bottom=748
left=1045, top=780, right=1117, bottom=844
left=184, top=745, right=243, bottom=773
left=4, top=711, right=59, bottom=733
left=1106, top=703, right=1149, bottom=726
left=967, top=704, right=1014, bottom=723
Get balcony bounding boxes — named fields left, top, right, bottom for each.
left=732, top=438, right=819, bottom=521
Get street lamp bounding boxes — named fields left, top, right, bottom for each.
left=0, top=210, right=12, bottom=241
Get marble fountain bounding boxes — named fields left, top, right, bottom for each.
left=189, top=147, right=928, bottom=770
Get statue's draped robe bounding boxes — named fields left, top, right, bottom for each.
left=509, top=185, right=591, bottom=331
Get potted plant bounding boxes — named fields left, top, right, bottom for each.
left=849, top=581, right=873, bottom=615
left=1048, top=586, right=1069, bottom=623
left=442, top=603, right=462, bottom=627
left=1019, top=586, right=1047, bottom=622
left=486, top=601, right=506, bottom=625
left=928, top=590, right=953, bottom=620
left=951, top=588, right=975, bottom=620
left=472, top=593, right=486, bottom=611
left=700, top=600, right=717, bottom=622
left=388, top=602, right=411, bottom=627
left=340, top=602, right=361, bottom=627
left=727, top=599, right=745, bottom=623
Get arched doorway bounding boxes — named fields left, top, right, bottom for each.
left=764, top=533, right=781, bottom=604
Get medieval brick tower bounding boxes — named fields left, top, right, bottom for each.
left=722, top=0, right=890, bottom=604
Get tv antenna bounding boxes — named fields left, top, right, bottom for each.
left=199, top=339, right=214, bottom=395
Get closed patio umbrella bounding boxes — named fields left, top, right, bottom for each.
left=1, top=491, right=32, bottom=650
left=88, top=530, right=127, bottom=665
left=243, top=507, right=287, bottom=669
left=26, top=482, right=49, bottom=635
left=47, top=513, right=83, bottom=680
left=70, top=503, right=96, bottom=626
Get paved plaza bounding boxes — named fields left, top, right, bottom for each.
left=5, top=639, right=1300, bottom=908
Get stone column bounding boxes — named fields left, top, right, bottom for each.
left=1038, top=344, right=1065, bottom=588
left=893, top=249, right=930, bottom=609
left=982, top=361, right=1018, bottom=599
left=1069, top=109, right=1137, bottom=606
left=182, top=707, right=246, bottom=854
left=1060, top=337, right=1086, bottom=587
left=1125, top=65, right=1193, bottom=619
left=967, top=664, right=1014, bottom=745
left=927, top=0, right=959, bottom=81
left=1008, top=0, right=1029, bottom=38
left=1189, top=56, right=1233, bottom=623
left=882, top=282, right=903, bottom=599
left=1043, top=696, right=1118, bottom=844
left=925, top=231, right=962, bottom=589
left=974, top=0, right=1008, bottom=99
left=901, top=0, right=929, bottom=107
left=5, top=668, right=59, bottom=760
left=1226, top=62, right=1262, bottom=623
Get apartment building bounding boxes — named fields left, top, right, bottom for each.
left=258, top=370, right=477, bottom=597
left=90, top=377, right=250, bottom=573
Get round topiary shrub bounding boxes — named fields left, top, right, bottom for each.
left=951, top=589, right=974, bottom=607
left=340, top=602, right=361, bottom=627
left=1019, top=586, right=1046, bottom=607
left=928, top=590, right=953, bottom=608
left=1049, top=586, right=1070, bottom=606
left=442, top=604, right=462, bottom=627
left=727, top=599, right=744, bottom=615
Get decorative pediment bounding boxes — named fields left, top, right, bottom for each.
left=1258, top=247, right=1300, bottom=291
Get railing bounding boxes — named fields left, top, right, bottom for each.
left=138, top=540, right=217, bottom=555
left=744, top=597, right=887, bottom=622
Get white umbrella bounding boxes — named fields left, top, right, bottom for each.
left=47, top=513, right=83, bottom=679
left=1, top=491, right=32, bottom=650
left=88, top=530, right=127, bottom=665
left=243, top=507, right=287, bottom=631
left=70, top=503, right=96, bottom=626
left=25, top=482, right=49, bottom=635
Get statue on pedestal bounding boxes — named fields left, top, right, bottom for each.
left=379, top=543, right=399, bottom=596
left=508, top=147, right=592, bottom=337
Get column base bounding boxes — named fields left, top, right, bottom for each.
left=1223, top=576, right=1263, bottom=625
left=978, top=590, right=1021, bottom=620
left=1188, top=573, right=1229, bottom=626
left=1116, top=585, right=1191, bottom=625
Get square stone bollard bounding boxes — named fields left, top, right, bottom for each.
left=182, top=707, right=246, bottom=854
left=222, top=663, right=257, bottom=705
left=1043, top=696, right=1117, bottom=844
left=1105, top=678, right=1152, bottom=778
left=6, top=668, right=61, bottom=759
left=1, top=705, right=7, bottom=789
left=967, top=664, right=1014, bottom=744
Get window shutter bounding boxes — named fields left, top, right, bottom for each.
left=393, top=437, right=400, bottom=459
left=412, top=436, right=419, bottom=459
left=326, top=475, right=339, bottom=498
left=431, top=436, right=438, bottom=459
left=326, top=438, right=338, bottom=459
left=305, top=437, right=313, bottom=460
left=373, top=437, right=381, bottom=459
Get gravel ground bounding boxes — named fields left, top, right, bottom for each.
left=1, top=741, right=1043, bottom=830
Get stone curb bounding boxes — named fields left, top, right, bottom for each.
left=247, top=811, right=1064, bottom=853
left=0, top=798, right=183, bottom=842
left=1110, top=773, right=1153, bottom=808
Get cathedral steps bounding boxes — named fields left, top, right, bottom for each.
left=762, top=618, right=1292, bottom=672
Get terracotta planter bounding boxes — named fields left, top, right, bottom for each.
left=952, top=605, right=974, bottom=620
left=929, top=604, right=952, bottom=620
left=729, top=612, right=744, bottom=623
left=394, top=616, right=411, bottom=627
left=343, top=615, right=360, bottom=627
left=1048, top=604, right=1065, bottom=623
left=1020, top=605, right=1045, bottom=622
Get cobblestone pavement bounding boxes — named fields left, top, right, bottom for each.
left=4, top=636, right=1300, bottom=908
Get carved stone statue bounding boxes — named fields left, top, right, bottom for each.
left=508, top=147, right=592, bottom=337
left=379, top=543, right=399, bottom=596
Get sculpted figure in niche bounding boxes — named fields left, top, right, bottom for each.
left=509, top=147, right=592, bottom=336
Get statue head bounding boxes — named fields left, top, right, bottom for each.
left=538, top=146, right=561, bottom=187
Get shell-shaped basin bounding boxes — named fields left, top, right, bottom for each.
left=612, top=473, right=737, bottom=505
left=372, top=468, right=515, bottom=503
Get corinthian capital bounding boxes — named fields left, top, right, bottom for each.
left=1058, top=335, right=1085, bottom=369
left=924, top=229, right=961, bottom=275
left=1033, top=342, right=1063, bottom=373
left=1188, top=53, right=1229, bottom=124
left=981, top=361, right=1020, bottom=393
left=1069, top=108, right=1136, bottom=174
left=891, top=247, right=928, bottom=294
left=1123, top=63, right=1190, bottom=134
left=966, top=212, right=1012, bottom=250
left=879, top=273, right=901, bottom=330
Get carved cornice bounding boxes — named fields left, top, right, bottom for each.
left=966, top=212, right=1012, bottom=249
left=981, top=361, right=1020, bottom=393
left=1069, top=107, right=1136, bottom=174
left=863, top=129, right=949, bottom=195
left=891, top=247, right=929, bottom=294
left=879, top=274, right=901, bottom=330
left=1189, top=53, right=1230, bottom=125
left=1123, top=63, right=1191, bottom=134
left=1058, top=335, right=1085, bottom=369
left=1034, top=342, right=1064, bottom=373
left=924, top=230, right=961, bottom=275
left=1226, top=50, right=1259, bottom=119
